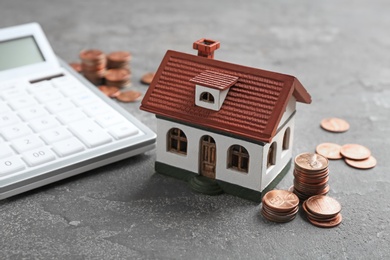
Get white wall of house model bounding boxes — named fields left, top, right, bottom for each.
left=155, top=96, right=297, bottom=192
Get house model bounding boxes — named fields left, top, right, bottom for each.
left=140, top=39, right=311, bottom=202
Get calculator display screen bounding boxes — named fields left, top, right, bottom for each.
left=0, top=36, right=45, bottom=71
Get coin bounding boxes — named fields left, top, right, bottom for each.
left=316, top=143, right=342, bottom=160
left=107, top=51, right=131, bottom=62
left=320, top=118, right=350, bottom=133
left=116, top=90, right=142, bottom=102
left=340, top=144, right=371, bottom=160
left=345, top=155, right=376, bottom=169
left=302, top=200, right=342, bottom=228
left=295, top=153, right=328, bottom=172
left=98, top=85, right=121, bottom=98
left=262, top=190, right=299, bottom=212
left=69, top=62, right=82, bottom=73
left=79, top=49, right=107, bottom=85
left=305, top=195, right=341, bottom=217
left=105, top=69, right=130, bottom=81
left=141, top=72, right=155, bottom=85
left=79, top=49, right=105, bottom=62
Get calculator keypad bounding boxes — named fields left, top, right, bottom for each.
left=0, top=75, right=140, bottom=177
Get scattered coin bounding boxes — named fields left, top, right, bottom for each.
left=345, top=155, right=377, bottom=169
left=116, top=90, right=142, bottom=103
left=69, top=62, right=82, bottom=73
left=141, top=72, right=155, bottom=85
left=320, top=118, right=350, bottom=133
left=261, top=190, right=299, bottom=223
left=316, top=143, right=342, bottom=160
left=340, top=144, right=371, bottom=160
left=98, top=85, right=121, bottom=98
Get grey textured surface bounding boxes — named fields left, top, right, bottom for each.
left=1, top=0, right=390, bottom=259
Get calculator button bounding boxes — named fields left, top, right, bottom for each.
left=68, top=120, right=112, bottom=148
left=52, top=137, right=85, bottom=157
left=45, top=99, right=75, bottom=114
left=41, top=126, right=72, bottom=144
left=22, top=147, right=56, bottom=167
left=1, top=123, right=32, bottom=140
left=95, top=112, right=123, bottom=128
left=34, top=90, right=64, bottom=103
left=0, top=143, right=14, bottom=159
left=29, top=116, right=59, bottom=132
left=11, top=134, right=45, bottom=153
left=72, top=92, right=99, bottom=107
left=18, top=106, right=50, bottom=121
left=0, top=156, right=26, bottom=176
left=0, top=88, right=29, bottom=100
left=0, top=102, right=11, bottom=113
left=0, top=112, right=20, bottom=127
left=8, top=95, right=39, bottom=110
left=56, top=109, right=87, bottom=124
left=108, top=123, right=139, bottom=140
left=83, top=102, right=112, bottom=116
left=28, top=81, right=54, bottom=93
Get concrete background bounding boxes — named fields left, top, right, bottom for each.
left=1, top=0, right=390, bottom=259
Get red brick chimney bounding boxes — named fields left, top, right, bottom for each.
left=193, top=38, right=220, bottom=59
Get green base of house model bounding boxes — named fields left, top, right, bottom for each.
left=155, top=159, right=292, bottom=203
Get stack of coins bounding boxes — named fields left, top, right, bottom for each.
left=79, top=49, right=106, bottom=85
left=302, top=195, right=342, bottom=228
left=105, top=68, right=131, bottom=88
left=261, top=190, right=299, bottom=223
left=107, top=51, right=131, bottom=70
left=293, top=153, right=329, bottom=201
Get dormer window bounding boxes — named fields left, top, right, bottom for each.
left=190, top=70, right=238, bottom=111
left=200, top=92, right=215, bottom=103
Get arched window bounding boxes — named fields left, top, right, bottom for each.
left=283, top=128, right=290, bottom=150
left=167, top=128, right=187, bottom=155
left=267, top=142, right=277, bottom=168
left=200, top=92, right=215, bottom=103
left=228, top=145, right=249, bottom=173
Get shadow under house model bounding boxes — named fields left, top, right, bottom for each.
left=140, top=39, right=311, bottom=202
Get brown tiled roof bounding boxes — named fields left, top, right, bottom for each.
left=140, top=50, right=311, bottom=143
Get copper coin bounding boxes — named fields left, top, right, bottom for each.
left=307, top=213, right=342, bottom=228
left=140, top=72, right=155, bottom=85
left=295, top=153, right=328, bottom=172
left=107, top=51, right=131, bottom=62
left=98, top=85, right=121, bottom=97
left=302, top=202, right=338, bottom=222
left=305, top=195, right=341, bottom=217
left=345, top=155, right=377, bottom=169
left=262, top=190, right=299, bottom=212
left=105, top=69, right=130, bottom=81
left=340, top=144, right=371, bottom=160
left=320, top=118, right=350, bottom=133
left=316, top=143, right=342, bottom=160
left=116, top=90, right=142, bottom=102
left=69, top=62, right=82, bottom=73
left=79, top=49, right=105, bottom=61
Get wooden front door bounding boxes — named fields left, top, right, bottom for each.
left=200, top=135, right=216, bottom=179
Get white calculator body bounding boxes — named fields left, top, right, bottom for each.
left=0, top=23, right=156, bottom=200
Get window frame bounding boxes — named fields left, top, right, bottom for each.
left=167, top=128, right=188, bottom=155
left=228, top=145, right=249, bottom=173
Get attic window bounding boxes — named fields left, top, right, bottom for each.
left=200, top=92, right=215, bottom=103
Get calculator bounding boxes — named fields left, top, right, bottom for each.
left=0, top=23, right=156, bottom=200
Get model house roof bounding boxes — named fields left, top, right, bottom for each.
left=141, top=42, right=311, bottom=143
